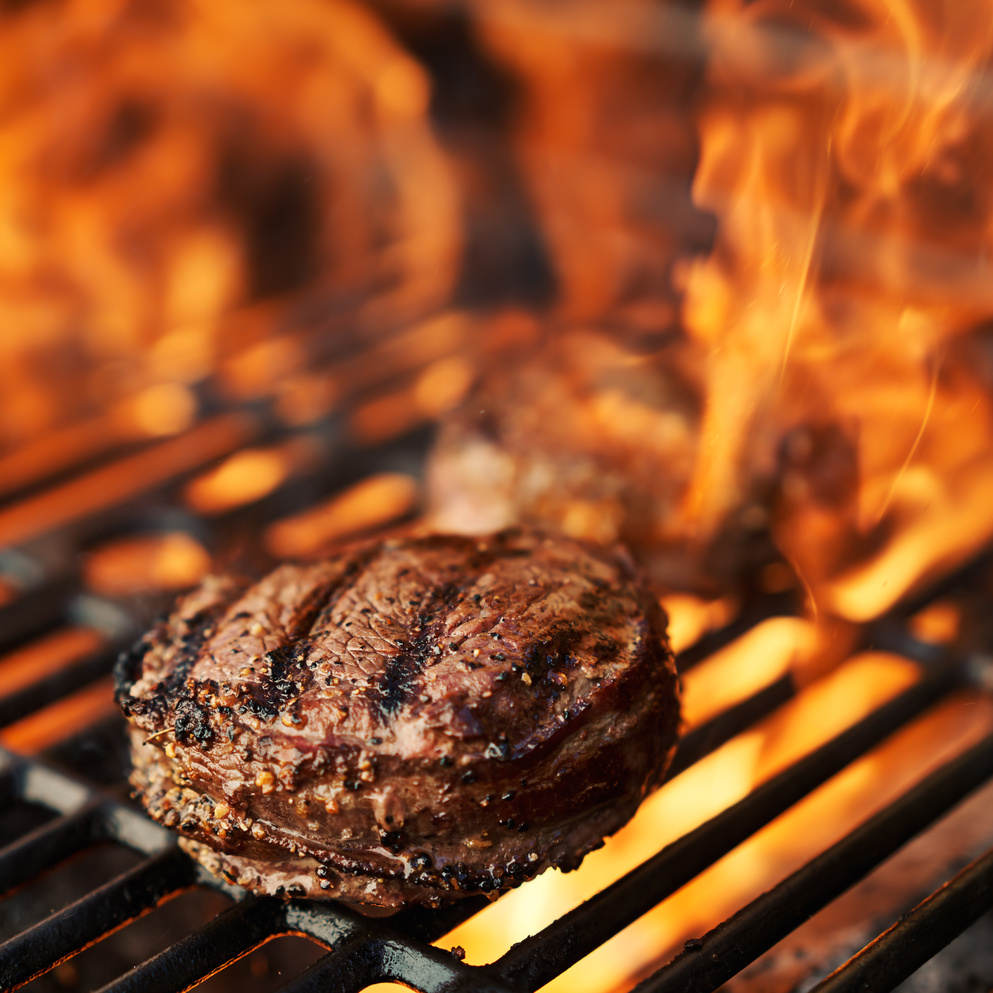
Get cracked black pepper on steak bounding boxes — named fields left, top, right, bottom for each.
left=114, top=528, right=680, bottom=909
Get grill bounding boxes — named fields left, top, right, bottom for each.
left=4, top=0, right=993, bottom=990
left=0, top=375, right=992, bottom=993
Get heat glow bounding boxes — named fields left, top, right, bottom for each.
left=681, top=0, right=993, bottom=613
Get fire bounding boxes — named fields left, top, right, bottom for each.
left=0, top=0, right=991, bottom=990
left=84, top=531, right=211, bottom=595
left=681, top=616, right=814, bottom=728
left=658, top=592, right=738, bottom=655
left=0, top=0, right=460, bottom=453
left=265, top=472, right=419, bottom=559
left=427, top=1, right=993, bottom=982
left=680, top=0, right=993, bottom=611
left=0, top=629, right=116, bottom=754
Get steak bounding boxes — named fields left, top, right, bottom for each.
left=115, top=528, right=680, bottom=909
left=426, top=330, right=707, bottom=590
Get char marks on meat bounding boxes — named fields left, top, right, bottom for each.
left=115, top=528, right=679, bottom=909
left=426, top=331, right=703, bottom=591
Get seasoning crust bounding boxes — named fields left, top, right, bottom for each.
left=115, top=528, right=679, bottom=908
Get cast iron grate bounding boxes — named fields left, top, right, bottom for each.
left=0, top=376, right=991, bottom=993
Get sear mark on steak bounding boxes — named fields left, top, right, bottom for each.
left=116, top=527, right=680, bottom=910
left=374, top=632, right=432, bottom=717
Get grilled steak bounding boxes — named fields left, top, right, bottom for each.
left=426, top=330, right=707, bottom=590
left=115, top=528, right=679, bottom=909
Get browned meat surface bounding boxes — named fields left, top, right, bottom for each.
left=114, top=528, right=679, bottom=909
left=426, top=331, right=708, bottom=590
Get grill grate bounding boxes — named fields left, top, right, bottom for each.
left=0, top=370, right=992, bottom=993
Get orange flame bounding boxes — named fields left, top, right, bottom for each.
left=0, top=0, right=460, bottom=452
left=0, top=4, right=990, bottom=992
left=679, top=0, right=993, bottom=614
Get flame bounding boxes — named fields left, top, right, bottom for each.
left=472, top=0, right=699, bottom=325
left=0, top=677, right=119, bottom=755
left=908, top=599, right=961, bottom=645
left=679, top=0, right=993, bottom=613
left=0, top=628, right=104, bottom=700
left=658, top=593, right=738, bottom=654
left=0, top=629, right=119, bottom=755
left=0, top=0, right=461, bottom=453
left=0, top=413, right=253, bottom=549
left=681, top=616, right=814, bottom=728
left=184, top=437, right=320, bottom=515
left=0, top=3, right=990, bottom=990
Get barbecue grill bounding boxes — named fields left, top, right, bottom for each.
left=0, top=373, right=992, bottom=993
left=4, top=0, right=993, bottom=990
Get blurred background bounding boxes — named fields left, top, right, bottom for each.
left=3, top=0, right=993, bottom=612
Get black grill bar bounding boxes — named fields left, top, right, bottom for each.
left=0, top=801, right=104, bottom=895
left=632, top=729, right=993, bottom=993
left=99, top=801, right=181, bottom=856
left=810, top=843, right=993, bottom=993
left=21, top=761, right=93, bottom=815
left=390, top=895, right=493, bottom=946
left=486, top=660, right=962, bottom=993
left=0, top=646, right=123, bottom=730
left=0, top=432, right=989, bottom=992
left=0, top=846, right=196, bottom=990
left=274, top=928, right=516, bottom=993
left=95, top=897, right=289, bottom=993
left=0, top=577, right=78, bottom=656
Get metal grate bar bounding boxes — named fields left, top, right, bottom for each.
left=95, top=897, right=288, bottom=993
left=634, top=731, right=993, bottom=993
left=21, top=761, right=93, bottom=815
left=0, top=756, right=23, bottom=809
left=0, top=413, right=260, bottom=553
left=0, top=845, right=196, bottom=990
left=491, top=662, right=960, bottom=992
left=274, top=929, right=516, bottom=993
left=0, top=578, right=80, bottom=658
left=100, top=802, right=178, bottom=857
left=0, top=647, right=123, bottom=729
left=810, top=843, right=993, bottom=993
left=282, top=900, right=382, bottom=948
left=0, top=801, right=103, bottom=895
left=92, top=876, right=486, bottom=993
left=373, top=896, right=491, bottom=947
